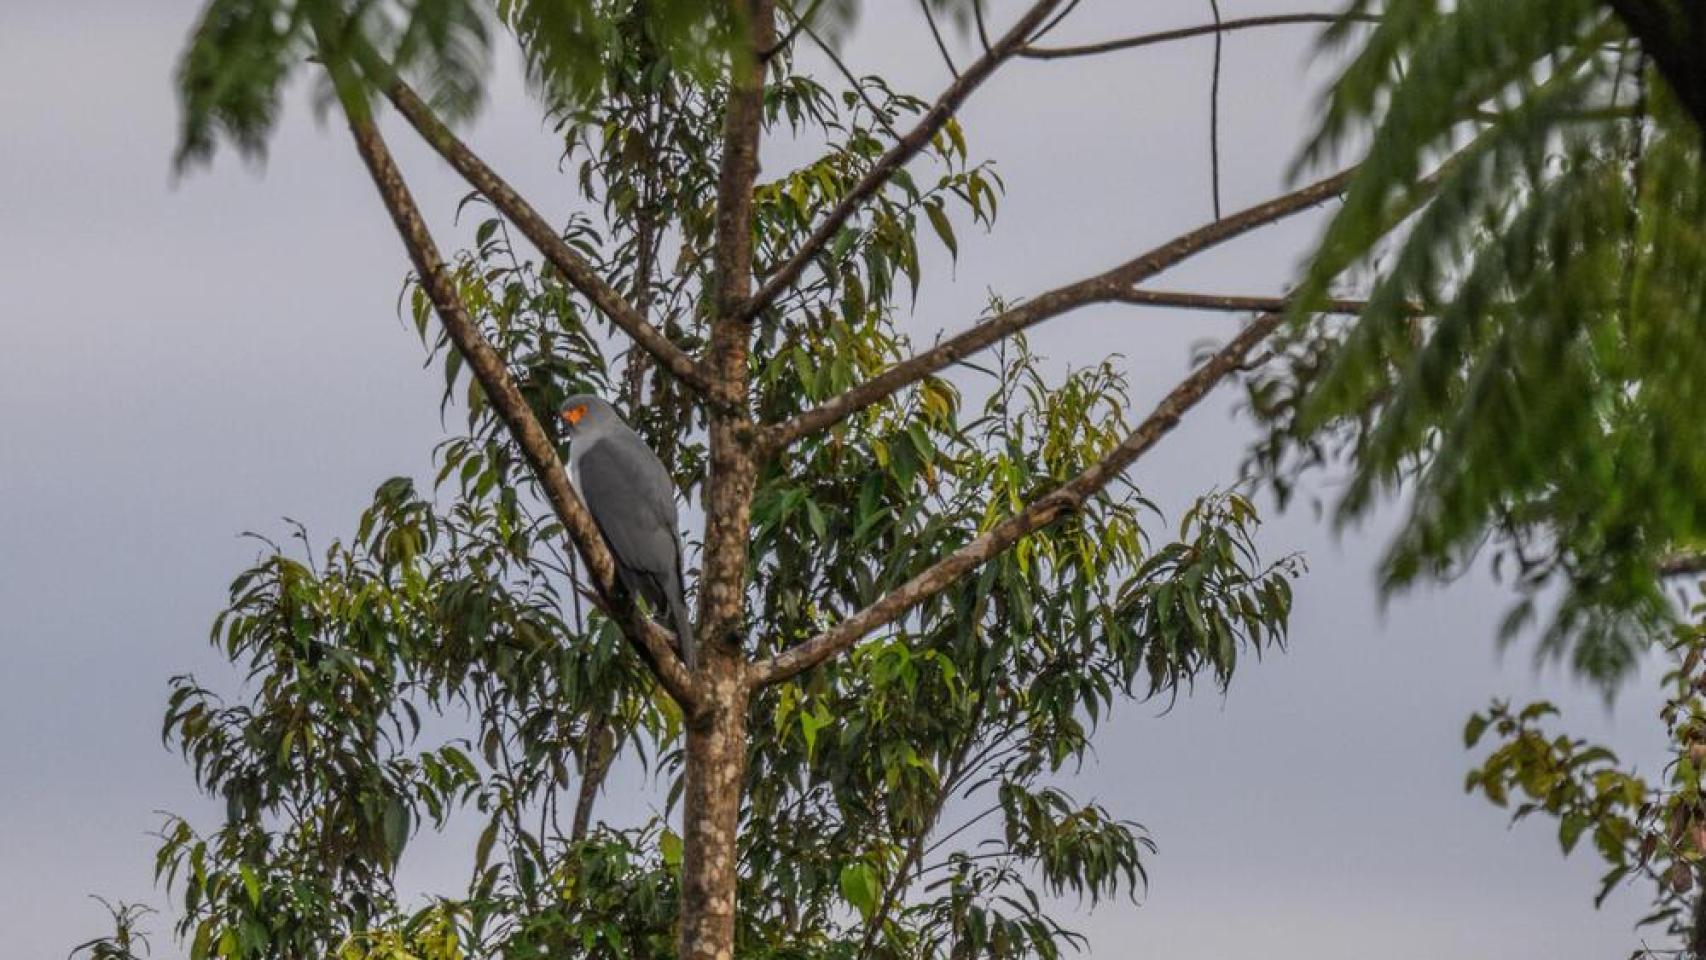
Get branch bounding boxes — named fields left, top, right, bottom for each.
left=748, top=312, right=1284, bottom=687
left=332, top=86, right=701, bottom=711
left=1021, top=12, right=1378, bottom=60
left=760, top=168, right=1354, bottom=453
left=350, top=52, right=721, bottom=402
left=919, top=0, right=961, bottom=79
left=1028, top=0, right=1084, bottom=43
left=762, top=0, right=828, bottom=60
left=738, top=0, right=1068, bottom=322
left=1660, top=551, right=1706, bottom=578
left=1114, top=289, right=1368, bottom=314
left=1207, top=0, right=1225, bottom=219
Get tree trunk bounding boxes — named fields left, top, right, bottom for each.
left=677, top=655, right=750, bottom=960
left=680, top=0, right=769, bottom=951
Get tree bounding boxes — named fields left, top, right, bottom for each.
left=1239, top=3, right=1706, bottom=955
left=139, top=3, right=1364, bottom=959
left=1253, top=0, right=1706, bottom=686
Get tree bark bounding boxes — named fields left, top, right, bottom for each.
left=679, top=3, right=773, bottom=958
left=677, top=663, right=751, bottom=960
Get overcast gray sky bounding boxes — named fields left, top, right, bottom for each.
left=0, top=2, right=1679, bottom=957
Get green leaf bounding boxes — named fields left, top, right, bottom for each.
left=239, top=864, right=261, bottom=907
left=800, top=703, right=832, bottom=760
left=924, top=201, right=958, bottom=259
left=383, top=796, right=411, bottom=864
left=660, top=829, right=683, bottom=869
left=839, top=862, right=880, bottom=919
left=1464, top=714, right=1490, bottom=749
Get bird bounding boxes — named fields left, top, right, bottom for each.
left=558, top=394, right=697, bottom=670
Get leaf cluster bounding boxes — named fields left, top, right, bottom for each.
left=1253, top=0, right=1706, bottom=685
left=1463, top=600, right=1706, bottom=950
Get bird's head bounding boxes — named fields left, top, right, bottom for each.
left=558, top=394, right=618, bottom=439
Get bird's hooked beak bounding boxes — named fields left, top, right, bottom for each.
left=561, top=405, right=587, bottom=428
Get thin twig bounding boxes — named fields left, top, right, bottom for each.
left=972, top=0, right=993, bottom=54
left=763, top=0, right=829, bottom=59
left=919, top=0, right=960, bottom=78
left=1207, top=0, right=1224, bottom=219
left=1028, top=0, right=1084, bottom=43
left=1021, top=12, right=1378, bottom=60
left=788, top=1, right=901, bottom=139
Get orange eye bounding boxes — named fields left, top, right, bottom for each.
left=562, top=405, right=587, bottom=425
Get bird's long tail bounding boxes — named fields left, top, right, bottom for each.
left=664, top=572, right=697, bottom=672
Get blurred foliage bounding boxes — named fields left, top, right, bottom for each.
left=1249, top=0, right=1706, bottom=687
left=1462, top=597, right=1706, bottom=955
left=173, top=0, right=995, bottom=170
left=127, top=4, right=1307, bottom=959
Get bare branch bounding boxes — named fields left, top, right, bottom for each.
left=1207, top=0, right=1225, bottom=219
left=919, top=0, right=961, bottom=78
left=1114, top=289, right=1368, bottom=314
left=351, top=52, right=722, bottom=402
left=1661, top=551, right=1706, bottom=578
left=749, top=313, right=1286, bottom=687
left=332, top=86, right=701, bottom=711
left=760, top=169, right=1354, bottom=453
left=739, top=0, right=1068, bottom=322
left=1021, top=12, right=1378, bottom=60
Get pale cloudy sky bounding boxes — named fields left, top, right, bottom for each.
left=0, top=1, right=1678, bottom=958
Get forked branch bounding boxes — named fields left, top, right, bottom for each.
left=738, top=0, right=1068, bottom=322
left=759, top=169, right=1354, bottom=453
left=335, top=93, right=701, bottom=711
left=351, top=51, right=721, bottom=402
left=748, top=312, right=1286, bottom=687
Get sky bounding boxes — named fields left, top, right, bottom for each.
left=0, top=1, right=1681, bottom=958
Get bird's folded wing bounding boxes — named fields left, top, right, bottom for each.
left=575, top=438, right=682, bottom=576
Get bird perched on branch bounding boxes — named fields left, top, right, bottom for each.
left=559, top=395, right=697, bottom=670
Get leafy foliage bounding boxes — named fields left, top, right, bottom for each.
left=172, top=0, right=1000, bottom=171
left=136, top=8, right=1305, bottom=959
left=70, top=900, right=157, bottom=960
left=1462, top=600, right=1706, bottom=953
left=174, top=0, right=729, bottom=170
left=1253, top=0, right=1706, bottom=685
